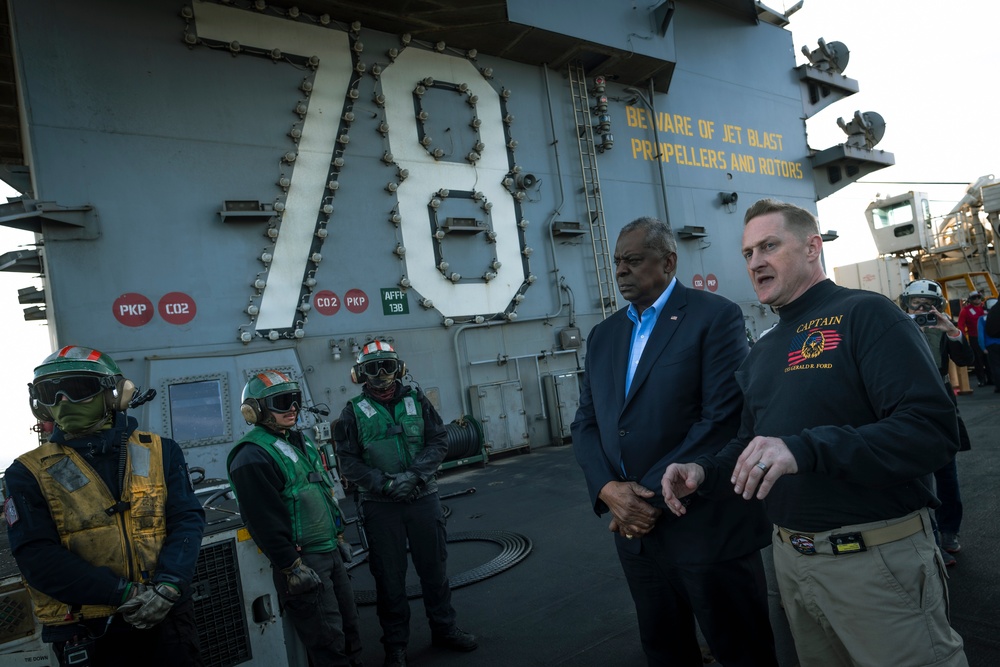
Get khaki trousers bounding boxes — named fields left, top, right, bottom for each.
left=772, top=509, right=968, bottom=667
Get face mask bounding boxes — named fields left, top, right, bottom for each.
left=49, top=398, right=109, bottom=435
left=365, top=374, right=399, bottom=402
left=367, top=371, right=397, bottom=390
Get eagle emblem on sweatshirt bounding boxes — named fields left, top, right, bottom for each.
left=788, top=328, right=842, bottom=366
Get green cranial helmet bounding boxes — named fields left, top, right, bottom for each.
left=33, top=345, right=123, bottom=382
left=241, top=370, right=302, bottom=424
left=351, top=340, right=405, bottom=385
left=29, top=346, right=130, bottom=425
left=242, top=370, right=300, bottom=403
left=356, top=340, right=399, bottom=366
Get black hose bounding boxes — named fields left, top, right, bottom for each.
left=439, top=488, right=476, bottom=501
left=350, top=530, right=533, bottom=605
left=444, top=416, right=484, bottom=461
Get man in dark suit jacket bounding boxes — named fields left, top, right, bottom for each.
left=572, top=217, right=777, bottom=667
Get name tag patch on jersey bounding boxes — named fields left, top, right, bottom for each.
left=274, top=439, right=300, bottom=463
left=4, top=497, right=19, bottom=526
left=403, top=396, right=417, bottom=416
left=358, top=399, right=377, bottom=419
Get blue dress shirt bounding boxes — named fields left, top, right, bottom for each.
left=625, top=277, right=677, bottom=396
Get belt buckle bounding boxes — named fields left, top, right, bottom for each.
left=788, top=533, right=817, bottom=555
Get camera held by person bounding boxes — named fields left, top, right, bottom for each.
left=898, top=279, right=957, bottom=337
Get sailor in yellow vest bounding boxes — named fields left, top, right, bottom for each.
left=335, top=341, right=476, bottom=667
left=3, top=346, right=206, bottom=666
left=227, top=370, right=362, bottom=667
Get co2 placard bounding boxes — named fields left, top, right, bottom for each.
left=158, top=292, right=197, bottom=325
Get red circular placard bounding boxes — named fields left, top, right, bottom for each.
left=314, top=290, right=341, bottom=316
left=158, top=292, right=197, bottom=325
left=344, top=289, right=369, bottom=314
left=113, top=293, right=154, bottom=327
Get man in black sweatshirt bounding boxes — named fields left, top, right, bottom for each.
left=661, top=199, right=969, bottom=667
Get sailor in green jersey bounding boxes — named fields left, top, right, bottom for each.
left=228, top=370, right=362, bottom=667
left=336, top=341, right=477, bottom=667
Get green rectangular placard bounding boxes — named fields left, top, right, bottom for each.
left=381, top=288, right=409, bottom=316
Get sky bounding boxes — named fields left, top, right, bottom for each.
left=0, top=215, right=50, bottom=471
left=786, top=0, right=1000, bottom=272
left=1, top=0, right=998, bottom=470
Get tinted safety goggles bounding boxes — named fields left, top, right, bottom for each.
left=359, top=359, right=399, bottom=377
left=264, top=391, right=302, bottom=413
left=33, top=375, right=109, bottom=407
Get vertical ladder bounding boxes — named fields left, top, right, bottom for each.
left=568, top=62, right=618, bottom=317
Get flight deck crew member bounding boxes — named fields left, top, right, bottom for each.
left=899, top=279, right=974, bottom=564
left=572, top=217, right=778, bottom=667
left=336, top=341, right=477, bottom=667
left=957, top=291, right=991, bottom=386
left=228, top=370, right=362, bottom=667
left=4, top=346, right=206, bottom=667
left=662, top=199, right=969, bottom=666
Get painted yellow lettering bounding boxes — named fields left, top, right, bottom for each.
left=661, top=113, right=674, bottom=133
left=625, top=105, right=639, bottom=128
left=636, top=108, right=648, bottom=130
left=642, top=140, right=654, bottom=161
left=675, top=144, right=688, bottom=165
left=630, top=137, right=643, bottom=159
left=698, top=119, right=715, bottom=140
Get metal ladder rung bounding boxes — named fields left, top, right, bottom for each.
left=568, top=61, right=617, bottom=317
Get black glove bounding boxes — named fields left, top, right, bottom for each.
left=388, top=471, right=419, bottom=501
left=282, top=557, right=322, bottom=595
left=381, top=474, right=397, bottom=496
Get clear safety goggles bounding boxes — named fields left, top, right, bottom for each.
left=359, top=359, right=399, bottom=377
left=907, top=298, right=940, bottom=312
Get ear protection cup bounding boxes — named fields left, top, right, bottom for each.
left=241, top=398, right=261, bottom=424
left=28, top=390, right=52, bottom=422
left=109, top=378, right=137, bottom=412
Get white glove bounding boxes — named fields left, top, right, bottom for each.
left=119, top=583, right=180, bottom=629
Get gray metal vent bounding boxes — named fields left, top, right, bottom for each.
left=0, top=584, right=35, bottom=645
left=192, top=540, right=252, bottom=667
